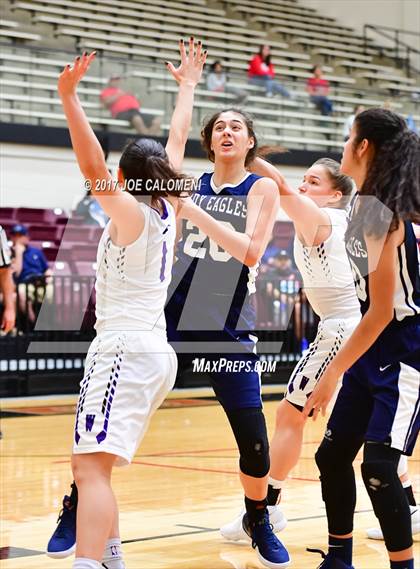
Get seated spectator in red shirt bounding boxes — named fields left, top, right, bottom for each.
left=306, top=65, right=333, bottom=116
left=248, top=45, right=291, bottom=98
left=100, top=76, right=161, bottom=135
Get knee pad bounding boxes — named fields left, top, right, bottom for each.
left=315, top=434, right=363, bottom=536
left=225, top=407, right=269, bottom=478
left=315, top=432, right=363, bottom=475
left=362, top=442, right=412, bottom=552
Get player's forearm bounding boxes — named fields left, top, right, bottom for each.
left=0, top=269, right=15, bottom=308
left=169, top=81, right=196, bottom=147
left=328, top=307, right=393, bottom=378
left=249, top=157, right=294, bottom=197
left=60, top=93, right=108, bottom=181
left=186, top=206, right=256, bottom=266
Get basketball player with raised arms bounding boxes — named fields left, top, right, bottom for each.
left=219, top=157, right=361, bottom=539
left=55, top=40, right=207, bottom=569
left=304, top=108, right=420, bottom=569
left=166, top=108, right=290, bottom=568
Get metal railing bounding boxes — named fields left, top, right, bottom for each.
left=363, top=24, right=420, bottom=77
left=0, top=274, right=318, bottom=393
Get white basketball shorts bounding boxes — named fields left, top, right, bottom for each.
left=73, top=330, right=177, bottom=466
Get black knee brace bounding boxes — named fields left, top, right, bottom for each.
left=225, top=407, right=270, bottom=478
left=315, top=432, right=364, bottom=535
left=362, top=442, right=412, bottom=552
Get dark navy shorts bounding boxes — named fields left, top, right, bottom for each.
left=327, top=317, right=420, bottom=455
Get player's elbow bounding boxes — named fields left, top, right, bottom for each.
left=244, top=245, right=261, bottom=267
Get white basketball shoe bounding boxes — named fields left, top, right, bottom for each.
left=366, top=505, right=420, bottom=540
left=220, top=505, right=287, bottom=542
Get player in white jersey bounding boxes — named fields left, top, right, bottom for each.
left=57, top=42, right=206, bottom=569
left=221, top=158, right=360, bottom=541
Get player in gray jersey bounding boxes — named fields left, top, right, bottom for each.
left=305, top=108, right=420, bottom=569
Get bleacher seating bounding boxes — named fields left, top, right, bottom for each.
left=0, top=0, right=417, bottom=151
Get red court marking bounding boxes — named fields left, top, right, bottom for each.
left=146, top=447, right=237, bottom=457
left=288, top=476, right=319, bottom=483
left=131, top=460, right=237, bottom=475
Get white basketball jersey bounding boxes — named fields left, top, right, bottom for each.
left=293, top=207, right=360, bottom=320
left=94, top=198, right=175, bottom=336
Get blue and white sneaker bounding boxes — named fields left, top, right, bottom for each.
left=307, top=548, right=354, bottom=569
left=46, top=494, right=77, bottom=558
left=249, top=512, right=291, bottom=568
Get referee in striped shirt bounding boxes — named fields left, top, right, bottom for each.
left=0, top=225, right=15, bottom=333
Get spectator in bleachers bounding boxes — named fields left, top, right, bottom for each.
left=10, top=224, right=53, bottom=326
left=0, top=225, right=16, bottom=334
left=207, top=61, right=247, bottom=104
left=263, top=249, right=299, bottom=280
left=248, top=45, right=291, bottom=98
left=306, top=65, right=333, bottom=116
left=100, top=76, right=161, bottom=135
left=343, top=104, right=365, bottom=141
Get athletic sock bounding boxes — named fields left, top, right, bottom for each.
left=73, top=558, right=102, bottom=569
left=244, top=496, right=268, bottom=526
left=102, top=538, right=126, bottom=569
left=402, top=483, right=416, bottom=507
left=328, top=536, right=353, bottom=566
left=390, top=560, right=414, bottom=569
left=267, top=477, right=284, bottom=506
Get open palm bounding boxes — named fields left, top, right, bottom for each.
left=58, top=52, right=96, bottom=98
left=166, top=37, right=207, bottom=87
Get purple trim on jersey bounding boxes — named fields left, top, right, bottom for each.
left=160, top=241, right=168, bottom=282
left=75, top=351, right=98, bottom=444
left=151, top=198, right=169, bottom=220
left=96, top=340, right=124, bottom=445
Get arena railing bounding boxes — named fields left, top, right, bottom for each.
left=0, top=274, right=318, bottom=395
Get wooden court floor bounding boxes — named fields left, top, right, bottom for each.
left=1, top=392, right=419, bottom=569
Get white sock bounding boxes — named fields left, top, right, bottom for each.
left=102, top=538, right=126, bottom=569
left=73, top=558, right=102, bottom=569
left=268, top=476, right=285, bottom=490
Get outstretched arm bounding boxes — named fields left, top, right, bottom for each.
left=249, top=156, right=332, bottom=246
left=165, top=37, right=207, bottom=172
left=58, top=53, right=143, bottom=240
left=179, top=177, right=279, bottom=267
left=303, top=224, right=401, bottom=420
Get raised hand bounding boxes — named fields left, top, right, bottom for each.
left=58, top=52, right=96, bottom=98
left=166, top=37, right=207, bottom=87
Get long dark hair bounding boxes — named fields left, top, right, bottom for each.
left=201, top=108, right=258, bottom=166
left=350, top=108, right=420, bottom=237
left=119, top=138, right=192, bottom=205
left=313, top=158, right=354, bottom=208
left=258, top=45, right=271, bottom=66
